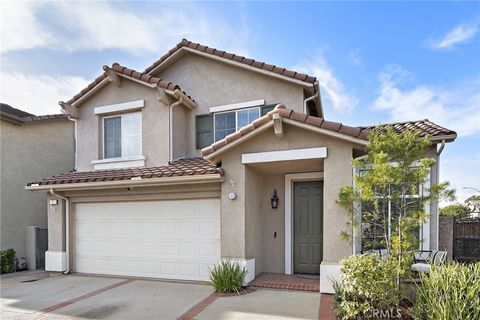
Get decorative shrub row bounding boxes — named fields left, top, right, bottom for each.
left=333, top=254, right=400, bottom=319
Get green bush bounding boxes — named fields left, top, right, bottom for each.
left=333, top=254, right=400, bottom=319
left=0, top=248, right=16, bottom=274
left=413, top=262, right=480, bottom=320
left=209, top=260, right=247, bottom=294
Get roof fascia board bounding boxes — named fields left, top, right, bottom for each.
left=283, top=119, right=369, bottom=146
left=149, top=47, right=315, bottom=89
left=0, top=112, right=25, bottom=125
left=426, top=134, right=457, bottom=143
left=71, top=77, right=109, bottom=107
left=25, top=173, right=223, bottom=191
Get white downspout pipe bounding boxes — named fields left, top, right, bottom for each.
left=434, top=139, right=446, bottom=250
left=169, top=97, right=183, bottom=163
left=69, top=117, right=78, bottom=170
left=49, top=188, right=70, bottom=274
left=303, top=92, right=319, bottom=114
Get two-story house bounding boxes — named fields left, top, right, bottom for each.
left=26, top=39, right=456, bottom=293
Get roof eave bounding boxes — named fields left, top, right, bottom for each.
left=204, top=118, right=369, bottom=161
left=148, top=47, right=315, bottom=89
left=0, top=111, right=25, bottom=125
left=427, top=134, right=457, bottom=143
left=25, top=173, right=223, bottom=192
left=71, top=77, right=109, bottom=107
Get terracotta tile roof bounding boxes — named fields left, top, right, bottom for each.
left=201, top=104, right=457, bottom=156
left=360, top=119, right=456, bottom=138
left=23, top=114, right=69, bottom=122
left=27, top=158, right=223, bottom=186
left=144, top=39, right=317, bottom=84
left=66, top=63, right=191, bottom=105
left=0, top=103, right=34, bottom=118
left=1, top=103, right=69, bottom=123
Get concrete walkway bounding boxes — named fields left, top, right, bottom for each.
left=196, top=289, right=321, bottom=320
left=1, top=274, right=335, bottom=320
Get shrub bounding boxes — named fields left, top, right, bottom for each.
left=413, top=262, right=480, bottom=320
left=209, top=260, right=247, bottom=294
left=0, top=248, right=16, bottom=274
left=333, top=254, right=400, bottom=320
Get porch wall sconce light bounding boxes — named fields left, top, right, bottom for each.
left=270, top=189, right=279, bottom=209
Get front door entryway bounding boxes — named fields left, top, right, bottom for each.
left=294, top=181, right=323, bottom=274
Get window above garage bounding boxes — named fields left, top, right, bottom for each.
left=196, top=101, right=276, bottom=149
left=103, top=112, right=142, bottom=159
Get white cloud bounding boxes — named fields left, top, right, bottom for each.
left=295, top=55, right=358, bottom=114
left=0, top=72, right=89, bottom=115
left=0, top=1, right=250, bottom=55
left=0, top=2, right=55, bottom=53
left=372, top=64, right=480, bottom=137
left=441, top=155, right=480, bottom=204
left=427, top=22, right=479, bottom=49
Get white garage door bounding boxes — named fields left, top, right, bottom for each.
left=75, top=199, right=220, bottom=281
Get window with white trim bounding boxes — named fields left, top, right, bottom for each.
left=214, top=107, right=260, bottom=141
left=358, top=169, right=424, bottom=251
left=103, top=112, right=142, bottom=159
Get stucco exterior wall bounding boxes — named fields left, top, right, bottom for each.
left=172, top=105, right=193, bottom=160
left=322, top=141, right=354, bottom=263
left=156, top=54, right=306, bottom=155
left=261, top=173, right=285, bottom=273
left=0, top=119, right=74, bottom=261
left=217, top=122, right=357, bottom=273
left=219, top=151, right=247, bottom=259
left=245, top=167, right=264, bottom=275
left=75, top=81, right=170, bottom=171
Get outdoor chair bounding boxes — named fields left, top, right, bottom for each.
left=411, top=250, right=447, bottom=273
left=361, top=248, right=388, bottom=259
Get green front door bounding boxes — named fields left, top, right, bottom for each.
left=294, top=180, right=323, bottom=274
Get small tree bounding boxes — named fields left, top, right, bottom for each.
left=440, top=203, right=471, bottom=219
left=338, top=128, right=454, bottom=286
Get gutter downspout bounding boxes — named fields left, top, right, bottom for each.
left=303, top=91, right=319, bottom=114
left=169, top=97, right=184, bottom=163
left=434, top=139, right=446, bottom=250
left=436, top=139, right=446, bottom=156
left=68, top=117, right=78, bottom=170
left=49, top=188, right=70, bottom=274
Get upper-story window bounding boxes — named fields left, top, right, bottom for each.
left=195, top=103, right=276, bottom=149
left=103, top=112, right=142, bottom=159
left=214, top=107, right=260, bottom=142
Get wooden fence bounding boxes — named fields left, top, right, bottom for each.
left=454, top=218, right=480, bottom=262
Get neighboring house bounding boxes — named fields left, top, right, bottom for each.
left=1, top=103, right=74, bottom=269
left=25, top=39, right=456, bottom=293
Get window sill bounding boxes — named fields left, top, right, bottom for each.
left=92, top=156, right=146, bottom=170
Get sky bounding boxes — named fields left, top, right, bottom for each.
left=1, top=1, right=479, bottom=203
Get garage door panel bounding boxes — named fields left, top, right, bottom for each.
left=75, top=199, right=220, bottom=281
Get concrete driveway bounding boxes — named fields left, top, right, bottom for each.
left=1, top=273, right=324, bottom=320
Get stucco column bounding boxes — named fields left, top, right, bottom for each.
left=45, top=194, right=67, bottom=271
left=220, top=154, right=246, bottom=259
left=321, top=144, right=353, bottom=293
